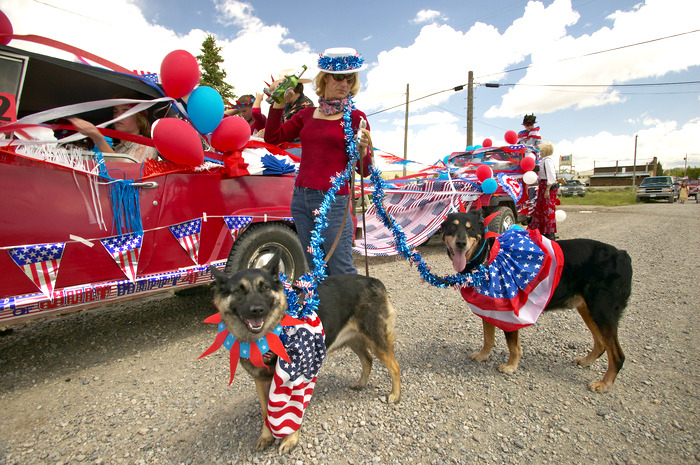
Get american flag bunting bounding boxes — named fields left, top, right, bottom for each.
left=100, top=233, right=143, bottom=282
left=224, top=216, right=253, bottom=241
left=169, top=219, right=202, bottom=264
left=8, top=242, right=65, bottom=299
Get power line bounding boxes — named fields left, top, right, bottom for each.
left=367, top=27, right=700, bottom=117
left=479, top=80, right=700, bottom=88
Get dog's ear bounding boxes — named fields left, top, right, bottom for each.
left=262, top=251, right=282, bottom=276
left=209, top=265, right=228, bottom=284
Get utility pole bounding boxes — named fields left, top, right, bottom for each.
left=632, top=134, right=638, bottom=189
left=403, top=83, right=409, bottom=177
left=466, top=71, right=473, bottom=148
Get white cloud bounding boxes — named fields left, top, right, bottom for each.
left=411, top=9, right=446, bottom=25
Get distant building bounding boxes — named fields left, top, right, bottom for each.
left=588, top=157, right=658, bottom=187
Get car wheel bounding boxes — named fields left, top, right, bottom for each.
left=487, top=206, right=516, bottom=234
left=225, top=223, right=307, bottom=280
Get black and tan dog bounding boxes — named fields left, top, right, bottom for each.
left=209, top=255, right=401, bottom=454
left=441, top=210, right=632, bottom=392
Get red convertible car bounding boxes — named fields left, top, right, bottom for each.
left=0, top=44, right=305, bottom=326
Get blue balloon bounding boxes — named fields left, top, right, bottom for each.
left=187, top=86, right=224, bottom=134
left=510, top=224, right=524, bottom=230
left=481, top=177, right=498, bottom=194
left=466, top=145, right=474, bottom=151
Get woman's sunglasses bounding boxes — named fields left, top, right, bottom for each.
left=331, top=73, right=356, bottom=83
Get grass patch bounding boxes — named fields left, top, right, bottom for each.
left=558, top=187, right=637, bottom=206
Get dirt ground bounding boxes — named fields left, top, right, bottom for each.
left=0, top=202, right=698, bottom=465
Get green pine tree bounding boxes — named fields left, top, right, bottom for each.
left=197, top=34, right=236, bottom=104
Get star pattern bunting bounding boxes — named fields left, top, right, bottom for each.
left=8, top=242, right=65, bottom=299
left=100, top=233, right=143, bottom=282
left=224, top=216, right=253, bottom=241
left=169, top=219, right=202, bottom=265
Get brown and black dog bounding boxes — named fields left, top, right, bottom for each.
left=441, top=210, right=632, bottom=392
left=209, top=254, right=401, bottom=454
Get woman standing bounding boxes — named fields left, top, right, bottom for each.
left=528, top=141, right=558, bottom=241
left=264, top=48, right=372, bottom=275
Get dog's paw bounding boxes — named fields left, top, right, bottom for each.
left=574, top=355, right=596, bottom=367
left=588, top=380, right=612, bottom=393
left=470, top=350, right=490, bottom=362
left=256, top=434, right=274, bottom=451
left=387, top=390, right=401, bottom=404
left=278, top=431, right=299, bottom=454
left=497, top=363, right=518, bottom=374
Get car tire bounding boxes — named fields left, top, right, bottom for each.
left=225, top=223, right=306, bottom=280
left=668, top=195, right=674, bottom=203
left=487, top=206, right=516, bottom=234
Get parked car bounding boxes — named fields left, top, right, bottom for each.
left=0, top=44, right=306, bottom=327
left=559, top=179, right=586, bottom=197
left=635, top=176, right=677, bottom=203
left=686, top=179, right=699, bottom=200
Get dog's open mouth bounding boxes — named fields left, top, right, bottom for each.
left=243, top=317, right=265, bottom=333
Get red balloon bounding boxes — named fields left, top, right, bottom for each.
left=160, top=50, right=200, bottom=99
left=210, top=116, right=251, bottom=152
left=482, top=138, right=492, bottom=148
left=504, top=130, right=518, bottom=145
left=520, top=155, right=536, bottom=171
left=0, top=10, right=13, bottom=45
left=476, top=164, right=493, bottom=182
left=152, top=118, right=204, bottom=166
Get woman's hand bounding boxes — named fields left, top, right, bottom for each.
left=67, top=117, right=114, bottom=153
left=357, top=128, right=370, bottom=152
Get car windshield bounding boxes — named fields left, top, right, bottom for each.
left=449, top=148, right=524, bottom=171
left=641, top=177, right=671, bottom=186
left=566, top=180, right=581, bottom=185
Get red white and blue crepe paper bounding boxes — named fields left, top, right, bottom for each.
left=169, top=219, right=202, bottom=265
left=8, top=243, right=65, bottom=300
left=224, top=216, right=253, bottom=240
left=260, top=154, right=297, bottom=175
left=265, top=311, right=325, bottom=439
left=497, top=172, right=523, bottom=203
left=100, top=233, right=143, bottom=282
left=460, top=228, right=564, bottom=332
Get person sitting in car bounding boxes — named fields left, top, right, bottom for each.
left=68, top=104, right=158, bottom=163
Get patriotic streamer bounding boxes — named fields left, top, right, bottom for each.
left=169, top=219, right=202, bottom=264
left=497, top=172, right=523, bottom=203
left=100, top=233, right=143, bottom=282
left=8, top=243, right=65, bottom=300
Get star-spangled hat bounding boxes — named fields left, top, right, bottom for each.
left=317, top=47, right=367, bottom=74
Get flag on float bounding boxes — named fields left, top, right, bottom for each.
left=497, top=172, right=523, bottom=202
left=8, top=242, right=65, bottom=300
left=100, top=233, right=143, bottom=282
left=224, top=216, right=253, bottom=241
left=460, top=229, right=564, bottom=332
left=265, top=312, right=326, bottom=439
left=169, top=219, right=202, bottom=264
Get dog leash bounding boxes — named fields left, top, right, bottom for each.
left=323, top=119, right=371, bottom=277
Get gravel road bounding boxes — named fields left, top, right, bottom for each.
left=1, top=202, right=698, bottom=465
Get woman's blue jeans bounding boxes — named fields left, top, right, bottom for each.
left=291, top=186, right=357, bottom=275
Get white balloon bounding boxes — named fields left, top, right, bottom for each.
left=523, top=171, right=538, bottom=185
left=555, top=210, right=567, bottom=222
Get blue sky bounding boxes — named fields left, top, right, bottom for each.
left=3, top=0, right=700, bottom=173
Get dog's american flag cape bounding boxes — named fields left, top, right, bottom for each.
left=199, top=310, right=326, bottom=439
left=460, top=229, right=564, bottom=332
left=265, top=312, right=326, bottom=438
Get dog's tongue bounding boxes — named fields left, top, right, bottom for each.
left=452, top=249, right=467, bottom=273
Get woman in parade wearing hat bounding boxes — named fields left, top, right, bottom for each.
left=264, top=47, right=372, bottom=275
